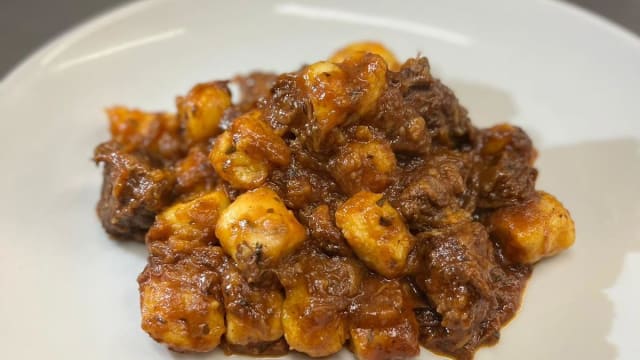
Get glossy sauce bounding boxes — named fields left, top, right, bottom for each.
left=93, top=44, right=573, bottom=360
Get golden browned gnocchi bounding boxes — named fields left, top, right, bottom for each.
left=94, top=41, right=576, bottom=360
left=221, top=262, right=284, bottom=346
left=106, top=106, right=182, bottom=161
left=281, top=283, right=348, bottom=357
left=335, top=191, right=414, bottom=278
left=329, top=129, right=397, bottom=194
left=486, top=191, right=576, bottom=264
left=138, top=248, right=227, bottom=353
left=279, top=249, right=363, bottom=357
left=146, top=189, right=230, bottom=260
left=329, top=41, right=400, bottom=71
left=349, top=278, right=420, bottom=360
left=215, top=187, right=306, bottom=274
left=301, top=53, right=387, bottom=150
left=177, top=81, right=232, bottom=143
left=209, top=110, right=290, bottom=189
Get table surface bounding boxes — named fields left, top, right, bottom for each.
left=1, top=0, right=639, bottom=78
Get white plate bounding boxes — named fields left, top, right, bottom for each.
left=1, top=0, right=639, bottom=359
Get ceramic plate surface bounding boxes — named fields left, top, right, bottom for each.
left=1, top=0, right=639, bottom=359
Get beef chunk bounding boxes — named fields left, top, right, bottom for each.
left=474, top=124, right=537, bottom=208
left=299, top=204, right=353, bottom=257
left=233, top=72, right=278, bottom=112
left=413, top=222, right=530, bottom=359
left=388, top=149, right=474, bottom=231
left=400, top=58, right=474, bottom=148
left=94, top=141, right=175, bottom=241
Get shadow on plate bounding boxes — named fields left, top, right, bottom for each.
left=112, top=234, right=148, bottom=258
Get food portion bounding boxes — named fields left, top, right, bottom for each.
left=94, top=42, right=575, bottom=359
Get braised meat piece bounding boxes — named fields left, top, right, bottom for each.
left=413, top=222, right=530, bottom=359
left=233, top=72, right=278, bottom=112
left=94, top=141, right=175, bottom=241
left=474, top=124, right=538, bottom=208
left=387, top=149, right=474, bottom=232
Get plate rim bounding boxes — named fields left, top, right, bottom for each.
left=1, top=0, right=640, bottom=89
